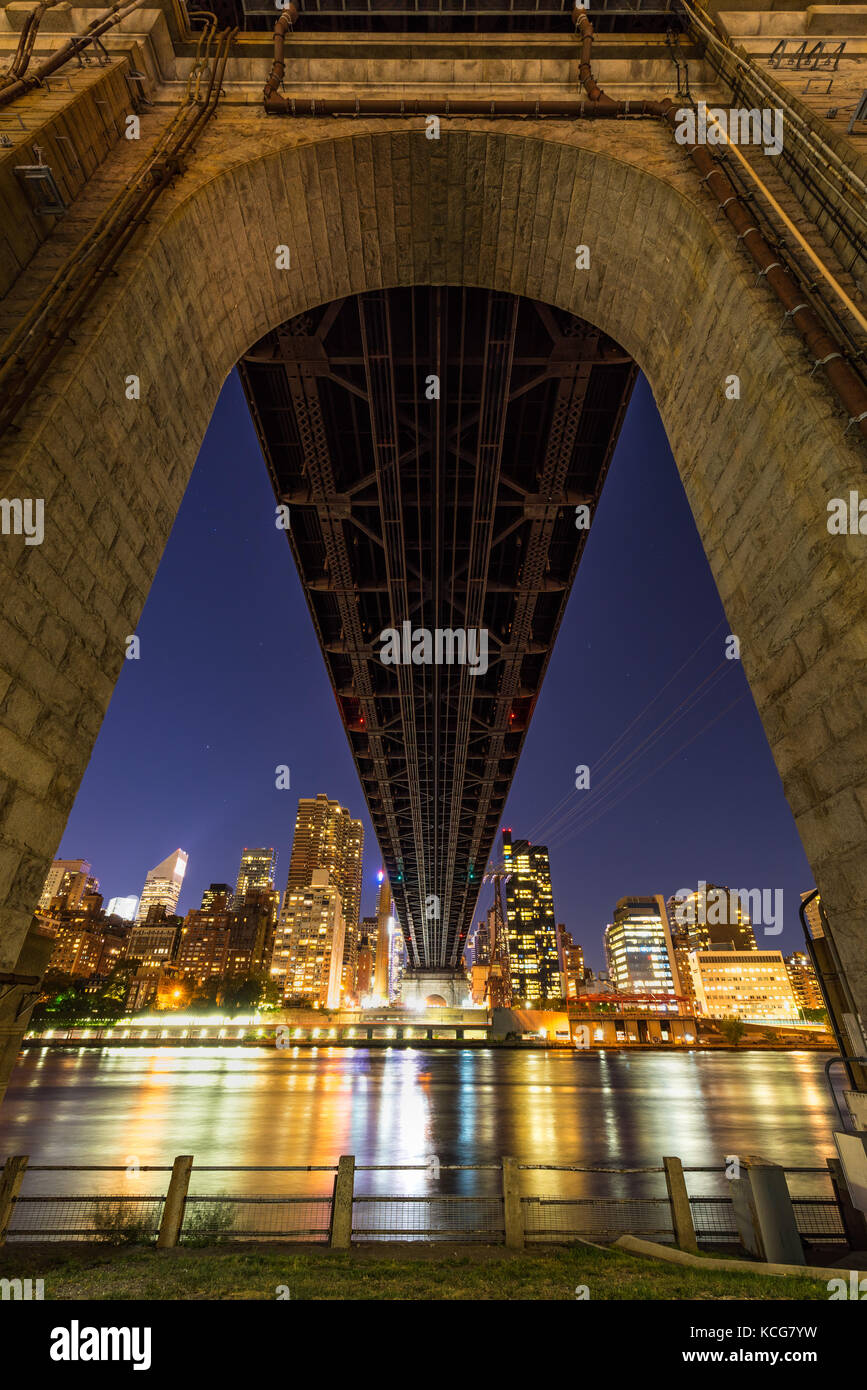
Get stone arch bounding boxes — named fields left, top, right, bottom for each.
left=0, top=121, right=864, bottom=1046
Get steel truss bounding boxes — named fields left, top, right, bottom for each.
left=239, top=288, right=636, bottom=968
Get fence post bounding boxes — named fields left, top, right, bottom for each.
left=663, top=1155, right=698, bottom=1252
left=330, top=1154, right=355, bottom=1249
left=731, top=1155, right=804, bottom=1264
left=827, top=1155, right=867, bottom=1250
left=0, top=1155, right=28, bottom=1245
left=157, top=1155, right=194, bottom=1249
left=502, top=1156, right=524, bottom=1249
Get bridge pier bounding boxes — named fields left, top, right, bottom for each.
left=400, top=971, right=471, bottom=1010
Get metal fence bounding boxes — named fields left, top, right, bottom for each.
left=0, top=1155, right=852, bottom=1248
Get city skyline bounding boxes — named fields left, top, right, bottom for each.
left=51, top=373, right=815, bottom=971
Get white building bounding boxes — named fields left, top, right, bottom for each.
left=135, top=849, right=188, bottom=923
left=106, top=895, right=139, bottom=921
left=688, top=948, right=799, bottom=1020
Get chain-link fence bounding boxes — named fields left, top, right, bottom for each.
left=0, top=1158, right=853, bottom=1246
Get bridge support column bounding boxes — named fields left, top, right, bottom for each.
left=400, top=970, right=469, bottom=1009
left=0, top=920, right=55, bottom=1107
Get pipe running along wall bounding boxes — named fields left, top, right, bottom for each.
left=262, top=6, right=867, bottom=440
left=0, top=0, right=60, bottom=90
left=0, top=24, right=237, bottom=436
left=0, top=0, right=151, bottom=108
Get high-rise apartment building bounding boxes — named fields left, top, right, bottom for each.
left=38, top=860, right=95, bottom=912
left=502, top=830, right=561, bottom=1004
left=124, top=916, right=182, bottom=971
left=135, top=850, right=188, bottom=923
left=785, top=950, right=825, bottom=1012
left=800, top=890, right=826, bottom=940
left=389, top=921, right=406, bottom=1002
left=284, top=795, right=363, bottom=995
left=271, top=868, right=345, bottom=1009
left=373, top=874, right=393, bottom=1001
left=356, top=927, right=375, bottom=999
left=234, top=848, right=277, bottom=901
left=176, top=910, right=230, bottom=988
left=604, top=897, right=680, bottom=997
left=226, top=887, right=279, bottom=979
left=559, top=928, right=586, bottom=1001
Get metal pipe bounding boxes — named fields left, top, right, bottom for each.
left=0, top=26, right=236, bottom=436
left=264, top=3, right=299, bottom=102
left=0, top=0, right=60, bottom=90
left=570, top=9, right=867, bottom=438
left=0, top=0, right=150, bottom=109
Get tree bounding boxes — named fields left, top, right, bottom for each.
left=718, top=1016, right=746, bottom=1046
left=220, top=976, right=263, bottom=1014
left=189, top=979, right=221, bottom=1013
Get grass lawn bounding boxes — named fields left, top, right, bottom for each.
left=0, top=1241, right=832, bottom=1300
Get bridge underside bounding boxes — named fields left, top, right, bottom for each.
left=239, top=288, right=636, bottom=967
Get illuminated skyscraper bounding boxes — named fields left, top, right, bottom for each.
left=135, top=849, right=188, bottom=924
left=38, top=860, right=94, bottom=912
left=284, top=795, right=363, bottom=996
left=373, top=873, right=393, bottom=1001
left=604, top=896, right=680, bottom=997
left=234, top=848, right=277, bottom=901
left=502, top=830, right=561, bottom=1004
left=271, top=868, right=345, bottom=1009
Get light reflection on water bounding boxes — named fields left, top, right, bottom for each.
left=1, top=1047, right=839, bottom=1201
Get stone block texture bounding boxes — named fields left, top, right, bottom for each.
left=0, top=113, right=865, bottom=1031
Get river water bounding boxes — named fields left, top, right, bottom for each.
left=0, top=1047, right=839, bottom=1202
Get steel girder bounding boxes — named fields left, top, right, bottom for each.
left=238, top=287, right=636, bottom=968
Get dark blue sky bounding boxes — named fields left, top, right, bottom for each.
left=58, top=369, right=814, bottom=969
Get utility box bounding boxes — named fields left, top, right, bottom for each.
left=730, top=1155, right=804, bottom=1265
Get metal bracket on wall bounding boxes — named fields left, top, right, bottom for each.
left=14, top=152, right=67, bottom=216
left=125, top=69, right=153, bottom=107
left=848, top=91, right=867, bottom=135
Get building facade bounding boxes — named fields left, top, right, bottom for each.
left=272, top=868, right=346, bottom=1009
left=284, top=796, right=363, bottom=996
left=234, top=848, right=277, bottom=901
left=135, top=850, right=188, bottom=924
left=667, top=882, right=758, bottom=999
left=604, top=896, right=680, bottom=998
left=688, top=949, right=799, bottom=1021
left=38, top=860, right=95, bottom=912
left=502, top=830, right=561, bottom=1004
left=785, top=950, right=825, bottom=1012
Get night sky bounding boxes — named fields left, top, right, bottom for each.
left=56, top=369, right=814, bottom=970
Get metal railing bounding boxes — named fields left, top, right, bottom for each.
left=0, top=1153, right=856, bottom=1249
